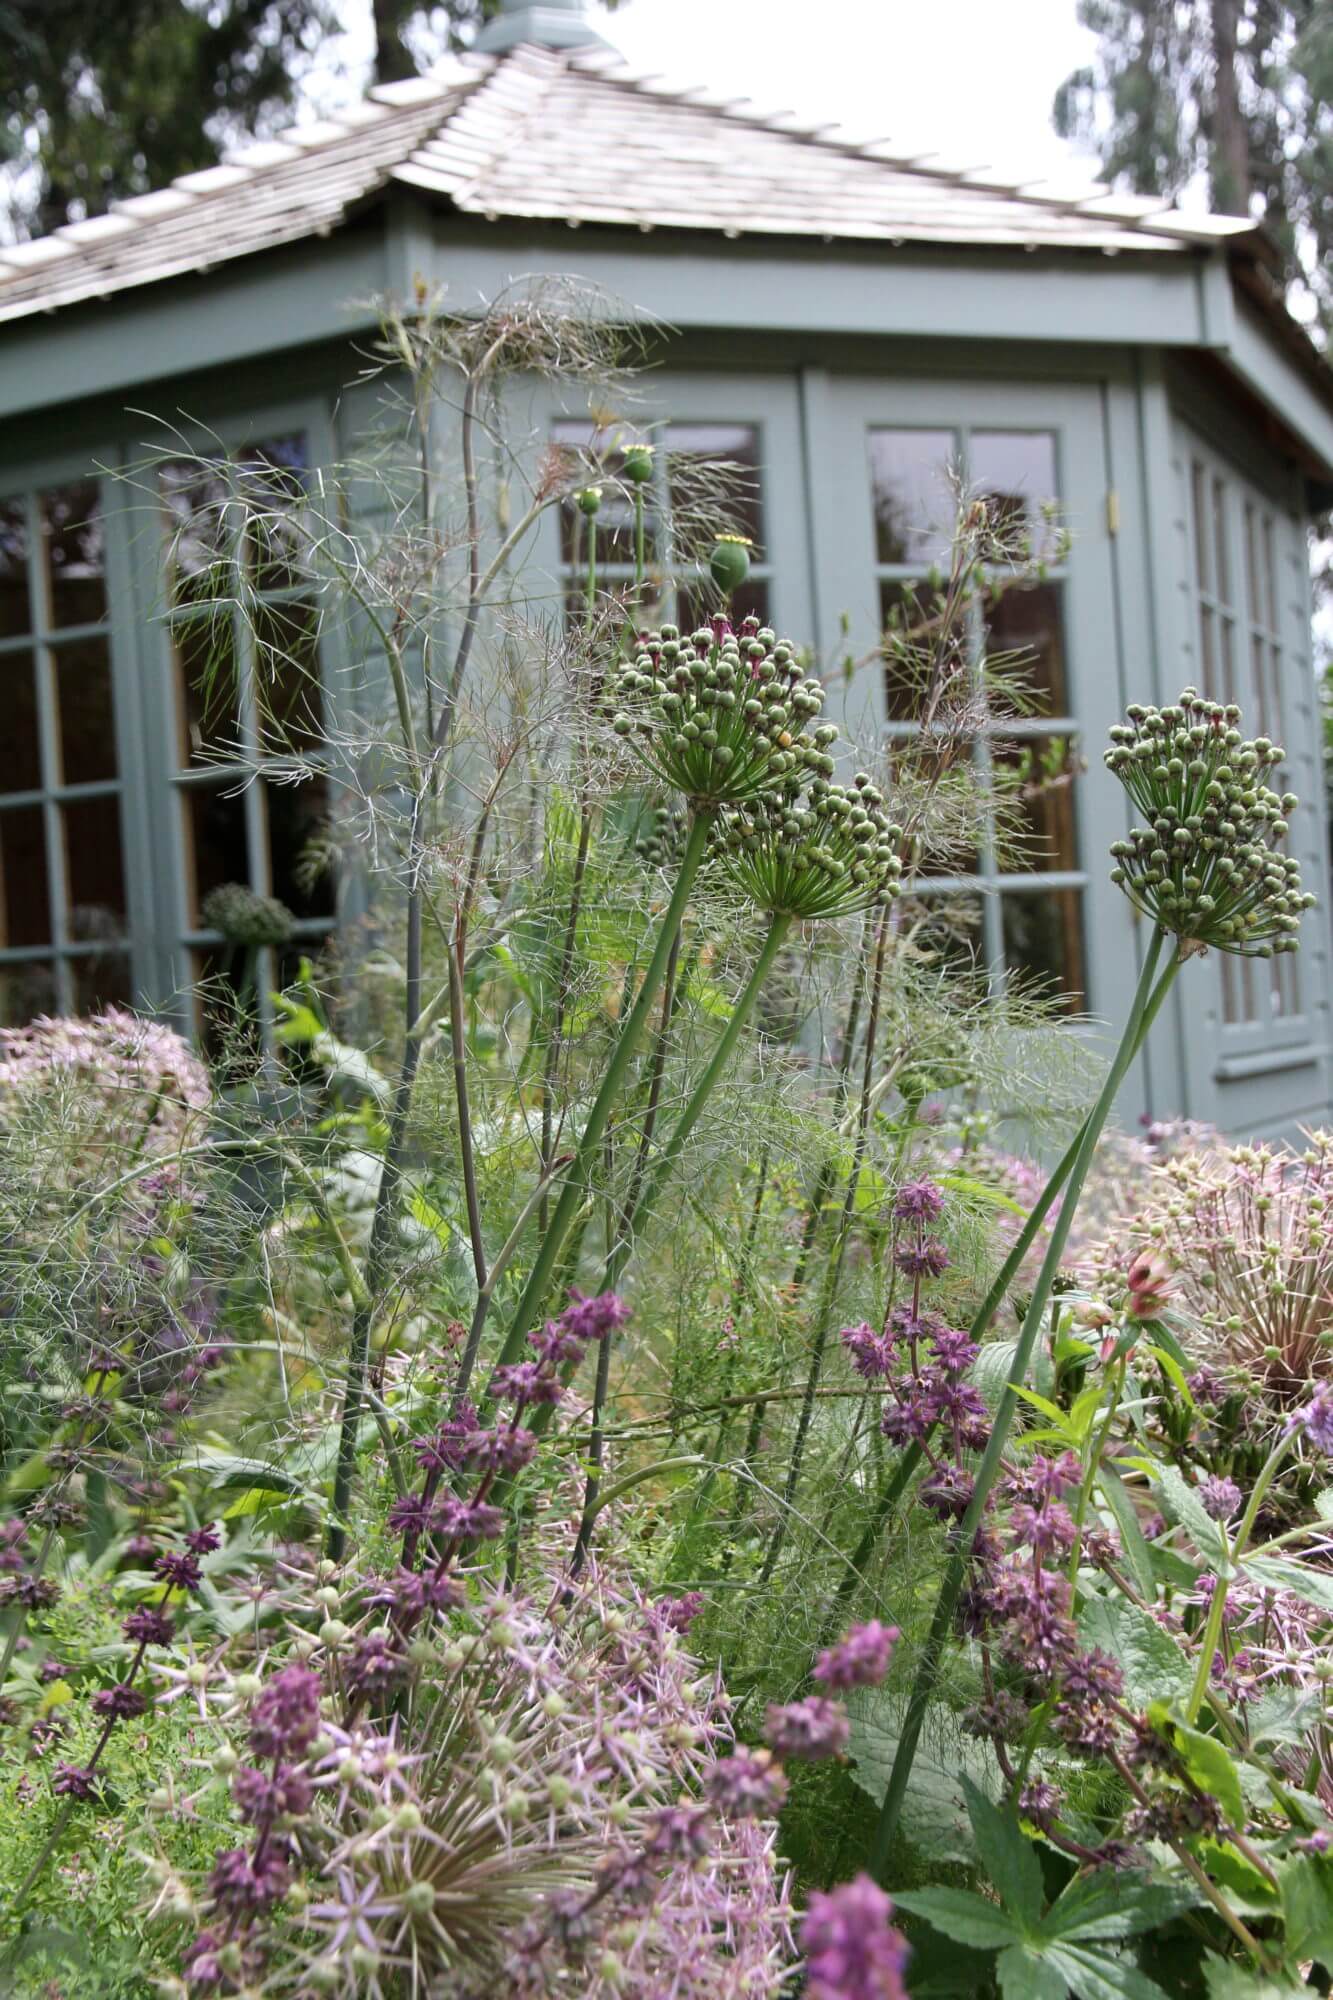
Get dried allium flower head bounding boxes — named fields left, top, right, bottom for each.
left=608, top=614, right=836, bottom=807
left=0, top=1006, right=209, bottom=1148
left=1105, top=688, right=1313, bottom=957
left=717, top=772, right=903, bottom=920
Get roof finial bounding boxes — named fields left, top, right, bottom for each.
left=474, top=0, right=612, bottom=55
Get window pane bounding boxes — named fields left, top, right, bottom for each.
left=666, top=423, right=763, bottom=550
left=868, top=429, right=955, bottom=566
left=71, top=950, right=132, bottom=1015
left=0, top=805, right=50, bottom=947
left=992, top=734, right=1080, bottom=874
left=240, top=434, right=310, bottom=591
left=0, top=650, right=41, bottom=793
left=64, top=795, right=126, bottom=936
left=1191, top=462, right=1211, bottom=595
left=553, top=422, right=659, bottom=567
left=268, top=777, right=334, bottom=920
left=42, top=482, right=105, bottom=629
left=985, top=581, right=1068, bottom=715
left=900, top=890, right=986, bottom=984
left=174, top=610, right=241, bottom=765
left=880, top=578, right=949, bottom=723
left=970, top=431, right=1059, bottom=560
left=0, top=960, right=57, bottom=1024
left=253, top=598, right=324, bottom=755
left=0, top=498, right=30, bottom=638
left=1212, top=476, right=1230, bottom=606
left=54, top=635, right=117, bottom=785
left=185, top=783, right=250, bottom=922
left=1001, top=888, right=1085, bottom=1014
left=161, top=459, right=232, bottom=609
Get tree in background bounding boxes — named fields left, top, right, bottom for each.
left=0, top=0, right=618, bottom=237
left=1055, top=1, right=1333, bottom=338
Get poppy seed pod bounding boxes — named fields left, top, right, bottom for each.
left=708, top=534, right=752, bottom=595
left=575, top=485, right=602, bottom=517
left=622, top=442, right=655, bottom=484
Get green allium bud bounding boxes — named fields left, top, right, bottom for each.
left=1103, top=688, right=1314, bottom=957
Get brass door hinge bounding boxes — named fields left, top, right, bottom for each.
left=1106, top=488, right=1120, bottom=536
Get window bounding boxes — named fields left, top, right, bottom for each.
left=868, top=427, right=1085, bottom=1013
left=160, top=433, right=335, bottom=1046
left=552, top=420, right=772, bottom=629
left=1187, top=453, right=1298, bottom=1026
left=0, top=480, right=132, bottom=1023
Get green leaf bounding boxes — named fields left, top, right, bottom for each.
left=1076, top=1592, right=1190, bottom=1708
left=1314, top=1489, right=1333, bottom=1523
left=1149, top=1344, right=1195, bottom=1407
left=1044, top=1941, right=1174, bottom=2000
left=1151, top=1462, right=1231, bottom=1570
left=892, top=1887, right=1021, bottom=1951
left=1203, top=1954, right=1303, bottom=1998
left=1095, top=1465, right=1157, bottom=1600
left=1279, top=1851, right=1333, bottom=1968
left=845, top=1691, right=1002, bottom=1865
left=1247, top=1555, right=1333, bottom=1616
left=998, top=1944, right=1067, bottom=2000
left=974, top=1335, right=1055, bottom=1411
left=1147, top=1708, right=1245, bottom=1828
left=960, top=1772, right=1045, bottom=1929
left=1045, top=1873, right=1201, bottom=1943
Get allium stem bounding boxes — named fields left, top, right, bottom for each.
left=869, top=925, right=1176, bottom=1874
left=487, top=809, right=714, bottom=1389
left=1184, top=1431, right=1293, bottom=1723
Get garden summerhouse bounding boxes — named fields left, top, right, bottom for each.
left=1, top=0, right=1331, bottom=1137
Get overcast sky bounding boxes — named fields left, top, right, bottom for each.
left=321, top=0, right=1104, bottom=186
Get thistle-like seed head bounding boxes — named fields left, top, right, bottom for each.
left=1104, top=688, right=1314, bottom=957
left=717, top=770, right=904, bottom=921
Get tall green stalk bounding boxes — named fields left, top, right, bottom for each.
left=869, top=925, right=1178, bottom=1874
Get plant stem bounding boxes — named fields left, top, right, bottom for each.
left=485, top=809, right=714, bottom=1389
left=868, top=926, right=1176, bottom=1875
left=1185, top=1431, right=1293, bottom=1722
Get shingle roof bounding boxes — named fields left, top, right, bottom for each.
left=0, top=40, right=1256, bottom=327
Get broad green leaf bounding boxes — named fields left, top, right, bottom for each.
left=940, top=1169, right=1026, bottom=1217
left=1066, top=1382, right=1110, bottom=1444
left=891, top=1887, right=1021, bottom=1951
left=1315, top=1489, right=1333, bottom=1523
left=1045, top=1873, right=1200, bottom=1943
left=1149, top=1345, right=1195, bottom=1406
left=998, top=1944, right=1066, bottom=2000
left=845, top=1692, right=1001, bottom=1865
left=1151, top=1462, right=1231, bottom=1571
left=1076, top=1592, right=1190, bottom=1708
left=1279, top=1851, right=1333, bottom=1968
left=973, top=1335, right=1055, bottom=1411
left=1095, top=1465, right=1157, bottom=1600
left=1247, top=1555, right=1333, bottom=1617
left=1147, top=1708, right=1245, bottom=1828
left=1045, top=1941, right=1174, bottom=2000
left=960, top=1772, right=1044, bottom=1929
left=1198, top=1839, right=1282, bottom=1914
left=1014, top=1386, right=1077, bottom=1437
left=1203, top=1954, right=1303, bottom=1998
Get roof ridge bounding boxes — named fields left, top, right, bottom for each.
left=392, top=41, right=569, bottom=211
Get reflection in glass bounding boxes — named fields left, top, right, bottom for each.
left=0, top=960, right=57, bottom=1024
left=985, top=581, right=1068, bottom=716
left=161, top=459, right=233, bottom=608
left=55, top=636, right=117, bottom=785
left=42, top=483, right=106, bottom=628
left=240, top=435, right=310, bottom=592
left=268, top=777, right=334, bottom=919
left=173, top=610, right=240, bottom=765
left=970, top=432, right=1059, bottom=559
left=991, top=734, right=1080, bottom=875
left=0, top=806, right=50, bottom=947
left=64, top=795, right=127, bottom=933
left=0, top=499, right=30, bottom=638
left=0, top=651, right=41, bottom=793
left=71, top=950, right=132, bottom=1015
left=185, top=784, right=250, bottom=921
left=1002, top=887, right=1085, bottom=1014
left=868, top=429, right=956, bottom=566
left=666, top=424, right=763, bottom=550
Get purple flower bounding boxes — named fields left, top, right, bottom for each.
left=1008, top=1501, right=1077, bottom=1558
left=1199, top=1473, right=1242, bottom=1521
left=841, top=1322, right=893, bottom=1380
left=659, top=1591, right=704, bottom=1633
left=453, top=1425, right=537, bottom=1475
left=208, top=1842, right=292, bottom=1915
left=370, top=1566, right=462, bottom=1616
left=344, top=1632, right=404, bottom=1701
left=91, top=1681, right=149, bottom=1721
left=1187, top=1364, right=1226, bottom=1405
left=647, top=1802, right=712, bottom=1862
left=1302, top=1385, right=1333, bottom=1455
left=894, top=1239, right=950, bottom=1279
left=801, top=1874, right=910, bottom=2000
left=764, top=1696, right=850, bottom=1761
left=528, top=1319, right=587, bottom=1365
left=386, top=1494, right=434, bottom=1539
left=154, top=1549, right=203, bottom=1592
left=232, top=1762, right=313, bottom=1824
left=930, top=1326, right=979, bottom=1375
left=248, top=1662, right=322, bottom=1760
left=52, top=1761, right=100, bottom=1801
left=411, top=1402, right=479, bottom=1474
left=185, top=1525, right=221, bottom=1555
left=429, top=1495, right=505, bottom=1542
left=1017, top=1780, right=1063, bottom=1832
left=182, top=1929, right=226, bottom=1989
left=1062, top=1649, right=1124, bottom=1702
left=892, top=1178, right=945, bottom=1221
left=123, top=1606, right=175, bottom=1647
left=1003, top=1451, right=1082, bottom=1504
left=814, top=1621, right=899, bottom=1691
left=703, top=1746, right=788, bottom=1817
left=488, top=1362, right=562, bottom=1407
left=559, top=1289, right=630, bottom=1341
left=920, top=1465, right=975, bottom=1521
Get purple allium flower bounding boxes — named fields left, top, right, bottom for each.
left=208, top=1842, right=292, bottom=1915
left=647, top=1802, right=713, bottom=1862
left=1199, top=1473, right=1243, bottom=1521
left=51, top=1761, right=100, bottom=1800
left=1299, top=1830, right=1333, bottom=1854
left=233, top=1762, right=313, bottom=1824
left=801, top=1874, right=910, bottom=2000
left=1302, top=1385, right=1333, bottom=1455
left=488, top=1362, right=562, bottom=1407
left=892, top=1178, right=945, bottom=1222
left=1017, top=1780, right=1063, bottom=1832
left=840, top=1322, right=893, bottom=1380
left=91, top=1681, right=149, bottom=1721
left=154, top=1549, right=202, bottom=1592
left=814, top=1621, right=899, bottom=1691
left=893, top=1239, right=950, bottom=1279
left=185, top=1525, right=221, bottom=1555
left=764, top=1696, right=850, bottom=1761
left=123, top=1606, right=175, bottom=1647
left=704, top=1746, right=789, bottom=1816
left=248, top=1662, right=321, bottom=1760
